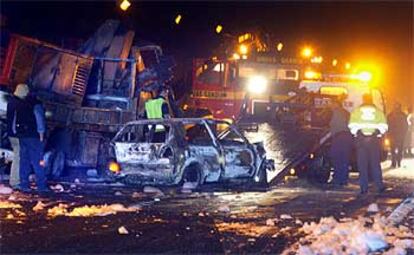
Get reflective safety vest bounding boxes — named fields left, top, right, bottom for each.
left=145, top=98, right=166, bottom=132
left=348, top=105, right=388, bottom=136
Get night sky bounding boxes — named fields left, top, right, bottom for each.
left=1, top=1, right=413, bottom=105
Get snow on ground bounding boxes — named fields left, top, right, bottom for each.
left=282, top=213, right=414, bottom=255
left=383, top=158, right=414, bottom=179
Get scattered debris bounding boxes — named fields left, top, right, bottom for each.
left=47, top=203, right=69, bottom=217
left=47, top=203, right=139, bottom=217
left=0, top=201, right=22, bottom=209
left=114, top=191, right=123, bottom=196
left=154, top=198, right=161, bottom=202
left=0, top=185, right=13, bottom=195
left=118, top=226, right=129, bottom=235
left=33, top=201, right=46, bottom=211
left=74, top=178, right=81, bottom=184
left=50, top=184, right=64, bottom=193
left=295, top=219, right=303, bottom=225
left=387, top=196, right=414, bottom=225
left=8, top=195, right=17, bottom=201
left=266, top=218, right=276, bottom=226
left=367, top=203, right=380, bottom=213
left=280, top=214, right=293, bottom=220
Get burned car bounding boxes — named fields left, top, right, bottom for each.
left=108, top=118, right=274, bottom=187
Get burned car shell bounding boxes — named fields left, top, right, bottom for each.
left=110, top=118, right=273, bottom=186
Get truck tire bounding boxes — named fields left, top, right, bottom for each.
left=46, top=150, right=65, bottom=178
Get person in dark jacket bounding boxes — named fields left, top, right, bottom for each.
left=12, top=84, right=48, bottom=193
left=329, top=98, right=353, bottom=187
left=6, top=85, right=27, bottom=188
left=387, top=103, right=408, bottom=168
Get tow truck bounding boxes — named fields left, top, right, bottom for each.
left=280, top=72, right=389, bottom=183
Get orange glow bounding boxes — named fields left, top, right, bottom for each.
left=109, top=162, right=121, bottom=173
left=301, top=47, right=313, bottom=58
left=276, top=42, right=283, bottom=52
left=239, top=44, right=248, bottom=55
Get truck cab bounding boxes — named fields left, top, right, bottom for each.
left=188, top=57, right=301, bottom=121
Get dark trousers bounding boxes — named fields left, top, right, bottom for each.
left=329, top=131, right=353, bottom=185
left=356, top=136, right=384, bottom=192
left=390, top=138, right=404, bottom=167
left=19, top=137, right=47, bottom=190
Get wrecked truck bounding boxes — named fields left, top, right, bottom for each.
left=0, top=20, right=177, bottom=177
left=108, top=118, right=274, bottom=187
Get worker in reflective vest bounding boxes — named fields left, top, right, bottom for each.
left=144, top=90, right=170, bottom=133
left=348, top=93, right=388, bottom=195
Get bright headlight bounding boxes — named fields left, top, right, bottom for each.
left=247, top=75, right=268, bottom=94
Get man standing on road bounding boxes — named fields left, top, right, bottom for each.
left=387, top=103, right=408, bottom=168
left=328, top=98, right=353, bottom=187
left=348, top=93, right=388, bottom=194
left=6, top=84, right=26, bottom=189
left=12, top=84, right=49, bottom=193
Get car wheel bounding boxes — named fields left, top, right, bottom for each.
left=307, top=155, right=331, bottom=184
left=181, top=164, right=202, bottom=188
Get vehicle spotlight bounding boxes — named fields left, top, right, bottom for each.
left=358, top=71, right=372, bottom=82
left=119, top=0, right=131, bottom=11
left=215, top=25, right=223, bottom=34
left=247, top=75, right=268, bottom=94
left=301, top=47, right=313, bottom=58
left=239, top=44, right=249, bottom=55
left=175, top=14, right=182, bottom=25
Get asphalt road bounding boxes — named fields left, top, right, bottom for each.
left=1, top=123, right=413, bottom=254
left=1, top=165, right=413, bottom=254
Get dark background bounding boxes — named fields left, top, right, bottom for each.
left=1, top=1, right=413, bottom=106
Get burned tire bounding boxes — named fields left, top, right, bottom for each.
left=307, top=155, right=331, bottom=184
left=181, top=164, right=202, bottom=188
